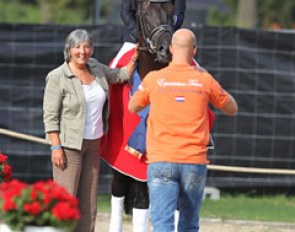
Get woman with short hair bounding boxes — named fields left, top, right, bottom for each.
left=43, top=29, right=137, bottom=232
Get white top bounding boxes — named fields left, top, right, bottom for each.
left=82, top=81, right=106, bottom=139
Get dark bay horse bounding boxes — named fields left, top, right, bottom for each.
left=137, top=0, right=174, bottom=79
left=102, top=1, right=176, bottom=230
left=122, top=0, right=175, bottom=214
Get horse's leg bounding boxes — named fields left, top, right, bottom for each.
left=132, top=180, right=150, bottom=232
left=109, top=195, right=124, bottom=232
left=109, top=170, right=130, bottom=232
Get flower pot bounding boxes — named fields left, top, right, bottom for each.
left=24, top=226, right=65, bottom=232
left=0, top=180, right=79, bottom=232
left=0, top=223, right=21, bottom=232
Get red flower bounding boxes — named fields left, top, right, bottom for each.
left=52, top=202, right=80, bottom=221
left=3, top=164, right=12, bottom=181
left=24, top=202, right=42, bottom=215
left=0, top=154, right=8, bottom=163
left=0, top=153, right=12, bottom=183
left=2, top=194, right=17, bottom=211
left=0, top=179, right=80, bottom=231
left=0, top=179, right=27, bottom=211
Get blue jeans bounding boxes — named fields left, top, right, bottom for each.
left=147, top=162, right=207, bottom=232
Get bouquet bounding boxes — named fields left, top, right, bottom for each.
left=0, top=152, right=12, bottom=183
left=0, top=179, right=80, bottom=232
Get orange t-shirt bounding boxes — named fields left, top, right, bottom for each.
left=132, top=63, right=230, bottom=164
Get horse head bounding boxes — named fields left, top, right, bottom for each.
left=137, top=0, right=174, bottom=65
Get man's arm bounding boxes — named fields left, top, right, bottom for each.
left=219, top=93, right=238, bottom=116
left=128, top=97, right=146, bottom=113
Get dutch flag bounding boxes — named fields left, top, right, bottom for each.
left=175, top=96, right=185, bottom=102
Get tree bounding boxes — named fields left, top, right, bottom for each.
left=207, top=0, right=238, bottom=27
left=257, top=0, right=295, bottom=29
left=0, top=0, right=42, bottom=23
left=236, top=0, right=257, bottom=28
left=0, top=0, right=112, bottom=25
left=37, top=0, right=111, bottom=24
left=208, top=0, right=295, bottom=29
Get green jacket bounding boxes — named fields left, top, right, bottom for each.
left=43, top=58, right=129, bottom=150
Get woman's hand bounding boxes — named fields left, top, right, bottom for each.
left=132, top=44, right=139, bottom=61
left=126, top=44, right=139, bottom=77
left=51, top=147, right=66, bottom=170
left=48, top=131, right=65, bottom=170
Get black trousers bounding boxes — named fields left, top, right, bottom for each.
left=111, top=169, right=149, bottom=213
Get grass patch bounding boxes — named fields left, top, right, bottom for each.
left=200, top=194, right=295, bottom=223
left=98, top=194, right=111, bottom=212
left=98, top=194, right=295, bottom=223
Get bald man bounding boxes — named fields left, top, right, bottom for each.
left=128, top=29, right=238, bottom=232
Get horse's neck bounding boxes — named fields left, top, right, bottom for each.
left=138, top=53, right=167, bottom=80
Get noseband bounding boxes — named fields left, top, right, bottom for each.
left=138, top=23, right=173, bottom=54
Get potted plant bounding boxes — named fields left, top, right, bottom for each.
left=0, top=152, right=12, bottom=184
left=0, top=179, right=80, bottom=232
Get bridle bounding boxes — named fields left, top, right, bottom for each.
left=137, top=0, right=173, bottom=54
